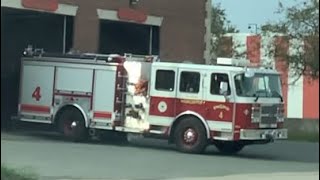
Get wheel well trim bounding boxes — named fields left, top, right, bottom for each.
left=53, top=103, right=89, bottom=127
left=169, top=111, right=210, bottom=139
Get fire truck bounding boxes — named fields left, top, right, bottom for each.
left=14, top=47, right=288, bottom=154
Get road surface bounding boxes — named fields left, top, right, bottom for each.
left=1, top=130, right=319, bottom=180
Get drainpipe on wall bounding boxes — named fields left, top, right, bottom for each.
left=204, top=0, right=212, bottom=65
left=62, top=15, right=67, bottom=54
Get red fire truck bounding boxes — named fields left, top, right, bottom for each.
left=14, top=47, right=287, bottom=154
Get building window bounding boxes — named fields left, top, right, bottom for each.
left=179, top=71, right=200, bottom=93
left=210, top=73, right=230, bottom=95
left=99, top=20, right=160, bottom=55
left=155, top=70, right=175, bottom=91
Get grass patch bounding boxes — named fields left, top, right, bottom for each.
left=288, top=131, right=319, bottom=142
left=1, top=165, right=38, bottom=180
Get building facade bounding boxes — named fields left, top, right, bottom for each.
left=1, top=0, right=212, bottom=128
left=2, top=0, right=212, bottom=62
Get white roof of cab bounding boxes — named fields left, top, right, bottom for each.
left=152, top=62, right=280, bottom=75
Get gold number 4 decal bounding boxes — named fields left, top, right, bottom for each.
left=219, top=111, right=224, bottom=119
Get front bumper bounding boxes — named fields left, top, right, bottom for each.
left=240, top=128, right=288, bottom=140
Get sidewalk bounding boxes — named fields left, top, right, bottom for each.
left=167, top=172, right=319, bottom=180
left=53, top=172, right=319, bottom=180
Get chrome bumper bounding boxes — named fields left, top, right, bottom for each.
left=240, top=128, right=288, bottom=140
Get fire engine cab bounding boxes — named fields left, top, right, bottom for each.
left=15, top=47, right=288, bottom=154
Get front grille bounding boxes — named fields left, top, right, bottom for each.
left=260, top=105, right=279, bottom=124
left=261, top=105, right=278, bottom=114
left=261, top=115, right=277, bottom=124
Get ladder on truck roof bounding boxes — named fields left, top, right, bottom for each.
left=22, top=46, right=159, bottom=63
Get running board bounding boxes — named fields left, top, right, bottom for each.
left=11, top=115, right=52, bottom=124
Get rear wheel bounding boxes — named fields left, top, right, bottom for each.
left=58, top=107, right=87, bottom=142
left=215, top=141, right=244, bottom=154
left=174, top=117, right=208, bottom=154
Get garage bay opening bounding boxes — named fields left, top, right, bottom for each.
left=1, top=7, right=74, bottom=129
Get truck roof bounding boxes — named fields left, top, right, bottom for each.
left=21, top=49, right=280, bottom=75
left=152, top=62, right=280, bottom=75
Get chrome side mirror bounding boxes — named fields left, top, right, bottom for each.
left=245, top=68, right=255, bottom=78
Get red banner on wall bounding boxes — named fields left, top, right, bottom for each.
left=22, top=0, right=58, bottom=12
left=117, top=7, right=147, bottom=23
left=246, top=35, right=261, bottom=64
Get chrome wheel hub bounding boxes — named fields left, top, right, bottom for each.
left=183, top=128, right=197, bottom=144
left=71, top=121, right=77, bottom=128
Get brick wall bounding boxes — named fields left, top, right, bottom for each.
left=60, top=0, right=207, bottom=63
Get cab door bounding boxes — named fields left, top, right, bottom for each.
left=176, top=68, right=205, bottom=115
left=204, top=71, right=235, bottom=134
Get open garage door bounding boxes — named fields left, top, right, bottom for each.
left=1, top=7, right=74, bottom=129
left=99, top=20, right=160, bottom=56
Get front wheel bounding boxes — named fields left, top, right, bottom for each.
left=58, top=107, right=87, bottom=142
left=174, top=117, right=208, bottom=154
left=215, top=141, right=244, bottom=154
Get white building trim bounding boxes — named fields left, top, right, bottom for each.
left=1, top=0, right=78, bottom=16
left=97, top=9, right=163, bottom=26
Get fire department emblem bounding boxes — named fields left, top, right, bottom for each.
left=213, top=104, right=230, bottom=119
left=158, top=101, right=167, bottom=113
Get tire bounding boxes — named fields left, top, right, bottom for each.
left=174, top=117, right=208, bottom=154
left=58, top=107, right=87, bottom=142
left=215, top=141, right=244, bottom=154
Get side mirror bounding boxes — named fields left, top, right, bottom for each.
left=235, top=75, right=242, bottom=81
left=220, top=82, right=229, bottom=96
left=245, top=69, right=255, bottom=78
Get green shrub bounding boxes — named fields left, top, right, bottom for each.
left=1, top=165, right=38, bottom=180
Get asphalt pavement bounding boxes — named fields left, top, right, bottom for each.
left=1, top=130, right=319, bottom=180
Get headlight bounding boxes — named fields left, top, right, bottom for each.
left=277, top=104, right=285, bottom=122
left=251, top=104, right=261, bottom=123
left=277, top=117, right=284, bottom=122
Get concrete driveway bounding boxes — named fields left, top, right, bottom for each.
left=1, top=130, right=319, bottom=180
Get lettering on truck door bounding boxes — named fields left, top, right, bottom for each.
left=176, top=69, right=206, bottom=116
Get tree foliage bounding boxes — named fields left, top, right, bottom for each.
left=261, top=0, right=319, bottom=80
left=210, top=3, right=238, bottom=63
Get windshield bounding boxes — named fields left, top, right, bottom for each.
left=234, top=73, right=282, bottom=98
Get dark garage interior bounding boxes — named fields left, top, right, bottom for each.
left=1, top=7, right=74, bottom=129
left=99, top=20, right=160, bottom=56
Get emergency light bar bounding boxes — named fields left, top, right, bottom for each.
left=216, top=57, right=273, bottom=69
left=217, top=58, right=250, bottom=67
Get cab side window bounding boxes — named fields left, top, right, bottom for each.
left=155, top=70, right=175, bottom=91
left=179, top=71, right=200, bottom=93
left=210, top=73, right=231, bottom=95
